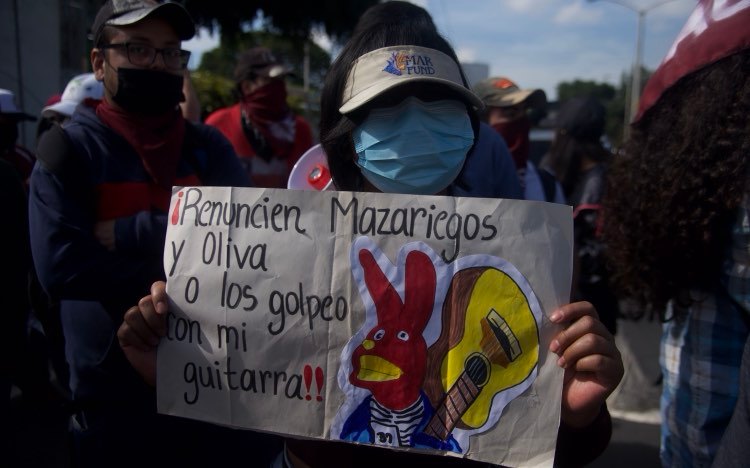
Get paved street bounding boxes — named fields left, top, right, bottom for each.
left=590, top=315, right=663, bottom=468
left=591, top=418, right=660, bottom=468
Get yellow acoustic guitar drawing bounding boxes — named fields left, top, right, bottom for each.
left=424, top=267, right=539, bottom=438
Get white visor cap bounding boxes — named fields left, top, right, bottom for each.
left=339, top=45, right=484, bottom=114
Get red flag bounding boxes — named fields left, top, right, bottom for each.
left=635, top=0, right=750, bottom=122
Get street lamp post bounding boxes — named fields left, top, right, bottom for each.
left=632, top=9, right=645, bottom=126
left=588, top=0, right=680, bottom=139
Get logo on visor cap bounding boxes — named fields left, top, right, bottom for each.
left=383, top=51, right=436, bottom=77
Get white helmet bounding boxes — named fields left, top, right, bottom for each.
left=42, top=73, right=103, bottom=118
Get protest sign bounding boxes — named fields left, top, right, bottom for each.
left=158, top=186, right=572, bottom=467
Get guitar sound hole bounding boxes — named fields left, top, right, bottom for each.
left=465, top=353, right=490, bottom=387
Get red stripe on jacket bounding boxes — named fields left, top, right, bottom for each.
left=95, top=175, right=200, bottom=220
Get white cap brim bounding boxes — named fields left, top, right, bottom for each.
left=107, top=3, right=194, bottom=40
left=492, top=88, right=546, bottom=109
left=42, top=101, right=77, bottom=119
left=339, top=45, right=483, bottom=114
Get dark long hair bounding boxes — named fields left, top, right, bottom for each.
left=543, top=134, right=612, bottom=198
left=541, top=96, right=611, bottom=198
left=319, top=1, right=478, bottom=191
left=601, top=50, right=750, bottom=313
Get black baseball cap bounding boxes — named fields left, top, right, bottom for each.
left=233, top=47, right=293, bottom=83
left=556, top=96, right=606, bottom=141
left=91, top=0, right=195, bottom=45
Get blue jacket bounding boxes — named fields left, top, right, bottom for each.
left=29, top=105, right=249, bottom=403
left=450, top=122, right=523, bottom=200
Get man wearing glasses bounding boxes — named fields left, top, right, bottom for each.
left=28, top=1, right=279, bottom=466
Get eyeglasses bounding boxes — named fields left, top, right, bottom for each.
left=100, top=42, right=191, bottom=71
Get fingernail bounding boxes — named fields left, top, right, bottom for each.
left=557, top=356, right=566, bottom=368
left=156, top=301, right=168, bottom=314
left=550, top=310, right=562, bottom=322
left=549, top=339, right=560, bottom=353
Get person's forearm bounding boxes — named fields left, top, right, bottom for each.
left=555, top=404, right=612, bottom=467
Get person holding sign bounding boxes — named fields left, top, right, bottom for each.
left=119, top=2, right=623, bottom=467
left=27, top=1, right=284, bottom=467
left=315, top=4, right=621, bottom=464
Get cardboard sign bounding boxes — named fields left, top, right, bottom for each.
left=158, top=187, right=572, bottom=467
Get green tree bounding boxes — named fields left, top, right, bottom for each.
left=557, top=79, right=616, bottom=103
left=182, top=0, right=378, bottom=126
left=189, top=70, right=235, bottom=119
left=555, top=70, right=652, bottom=150
left=556, top=79, right=622, bottom=147
left=607, top=73, right=628, bottom=147
left=198, top=31, right=331, bottom=90
left=182, top=0, right=379, bottom=42
left=191, top=31, right=330, bottom=124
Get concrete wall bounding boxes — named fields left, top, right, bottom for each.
left=461, top=62, right=490, bottom=88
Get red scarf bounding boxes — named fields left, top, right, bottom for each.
left=492, top=118, right=531, bottom=171
left=96, top=101, right=185, bottom=191
left=240, top=79, right=295, bottom=159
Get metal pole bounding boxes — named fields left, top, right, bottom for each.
left=587, top=0, right=681, bottom=141
left=631, top=10, right=645, bottom=126
left=622, top=68, right=632, bottom=142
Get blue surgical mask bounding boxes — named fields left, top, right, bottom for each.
left=353, top=97, right=474, bottom=195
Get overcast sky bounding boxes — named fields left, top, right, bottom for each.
left=184, top=0, right=696, bottom=100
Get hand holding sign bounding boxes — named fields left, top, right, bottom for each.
left=116, top=186, right=624, bottom=467
left=117, top=282, right=170, bottom=387
left=549, top=302, right=623, bottom=429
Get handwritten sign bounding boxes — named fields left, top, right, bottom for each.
left=158, top=187, right=572, bottom=467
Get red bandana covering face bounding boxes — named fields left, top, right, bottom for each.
left=96, top=101, right=186, bottom=192
left=240, top=79, right=295, bottom=159
left=492, top=117, right=531, bottom=170
left=635, top=0, right=750, bottom=122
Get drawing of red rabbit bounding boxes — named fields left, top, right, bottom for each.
left=338, top=244, right=461, bottom=452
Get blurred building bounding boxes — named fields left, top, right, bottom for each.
left=460, top=61, right=489, bottom=88
left=0, top=0, right=99, bottom=146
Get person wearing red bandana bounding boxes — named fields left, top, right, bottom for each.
left=473, top=77, right=565, bottom=204
left=27, top=1, right=280, bottom=467
left=205, top=46, right=314, bottom=188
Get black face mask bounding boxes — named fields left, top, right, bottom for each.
left=111, top=67, right=184, bottom=115
left=0, top=123, right=18, bottom=152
